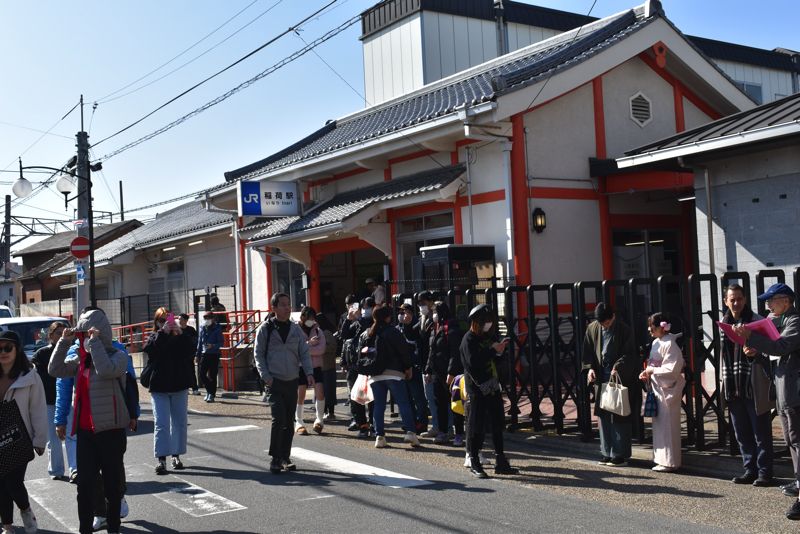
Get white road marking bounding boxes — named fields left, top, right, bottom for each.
left=290, top=447, right=432, bottom=489
left=150, top=474, right=247, bottom=517
left=298, top=494, right=337, bottom=502
left=192, top=424, right=260, bottom=434
left=188, top=408, right=214, bottom=415
left=26, top=478, right=79, bottom=533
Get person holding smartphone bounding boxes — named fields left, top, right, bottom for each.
left=460, top=304, right=518, bottom=478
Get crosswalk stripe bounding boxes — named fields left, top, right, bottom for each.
left=150, top=474, right=247, bottom=517
left=26, top=478, right=79, bottom=533
left=290, top=447, right=432, bottom=489
left=192, top=424, right=260, bottom=434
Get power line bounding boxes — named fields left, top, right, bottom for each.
left=94, top=0, right=263, bottom=103
left=0, top=121, right=74, bottom=140
left=94, top=12, right=360, bottom=162
left=92, top=0, right=339, bottom=149
left=2, top=98, right=80, bottom=170
left=88, top=148, right=120, bottom=211
left=96, top=0, right=284, bottom=105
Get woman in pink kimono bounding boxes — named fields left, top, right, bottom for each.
left=639, top=313, right=685, bottom=472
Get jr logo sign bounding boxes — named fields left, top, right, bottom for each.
left=237, top=180, right=300, bottom=217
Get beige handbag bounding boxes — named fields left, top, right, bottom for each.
left=599, top=374, right=630, bottom=416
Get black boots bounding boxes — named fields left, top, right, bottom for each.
left=469, top=458, right=488, bottom=479
left=494, top=454, right=519, bottom=475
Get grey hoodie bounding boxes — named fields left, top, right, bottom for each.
left=48, top=309, right=129, bottom=433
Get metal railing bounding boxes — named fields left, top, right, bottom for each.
left=390, top=267, right=800, bottom=451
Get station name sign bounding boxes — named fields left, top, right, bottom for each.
left=237, top=180, right=300, bottom=217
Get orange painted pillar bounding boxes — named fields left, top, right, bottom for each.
left=592, top=78, right=613, bottom=280
left=237, top=217, right=248, bottom=311
left=309, top=253, right=321, bottom=311
left=510, top=114, right=531, bottom=287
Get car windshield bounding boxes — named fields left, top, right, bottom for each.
left=5, top=321, right=62, bottom=358
left=0, top=309, right=12, bottom=319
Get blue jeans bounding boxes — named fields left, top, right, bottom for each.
left=65, top=407, right=77, bottom=473
left=598, top=410, right=632, bottom=460
left=46, top=404, right=65, bottom=477
left=728, top=397, right=773, bottom=477
left=152, top=391, right=189, bottom=458
left=371, top=379, right=416, bottom=437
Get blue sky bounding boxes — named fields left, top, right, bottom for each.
left=1, top=0, right=797, bottom=246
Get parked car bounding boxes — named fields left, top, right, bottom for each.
left=0, top=316, right=70, bottom=359
left=0, top=305, right=13, bottom=318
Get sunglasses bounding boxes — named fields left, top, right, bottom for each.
left=0, top=344, right=15, bottom=353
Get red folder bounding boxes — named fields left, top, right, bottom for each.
left=717, top=318, right=780, bottom=346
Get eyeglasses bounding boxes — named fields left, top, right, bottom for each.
left=0, top=344, right=15, bottom=353
left=767, top=296, right=789, bottom=304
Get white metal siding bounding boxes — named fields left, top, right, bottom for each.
left=362, top=13, right=424, bottom=105
left=713, top=59, right=794, bottom=103
left=421, top=12, right=497, bottom=85
left=507, top=23, right=560, bottom=52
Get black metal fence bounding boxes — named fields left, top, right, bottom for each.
left=390, top=267, right=800, bottom=451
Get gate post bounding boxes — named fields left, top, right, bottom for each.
left=574, top=281, right=602, bottom=441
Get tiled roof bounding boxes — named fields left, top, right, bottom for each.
left=91, top=201, right=233, bottom=264
left=14, top=220, right=142, bottom=257
left=248, top=163, right=466, bottom=241
left=17, top=252, right=73, bottom=281
left=226, top=7, right=653, bottom=182
left=688, top=36, right=799, bottom=72
left=625, top=92, right=800, bottom=156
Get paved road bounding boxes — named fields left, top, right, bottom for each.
left=21, top=393, right=796, bottom=533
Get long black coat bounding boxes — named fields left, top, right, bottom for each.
left=144, top=330, right=196, bottom=393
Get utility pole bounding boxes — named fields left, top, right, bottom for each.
left=119, top=180, right=125, bottom=221
left=75, top=95, right=93, bottom=310
left=2, top=195, right=10, bottom=280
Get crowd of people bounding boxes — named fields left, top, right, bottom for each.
left=2, top=279, right=800, bottom=532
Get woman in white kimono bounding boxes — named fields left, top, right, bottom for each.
left=639, top=313, right=686, bottom=472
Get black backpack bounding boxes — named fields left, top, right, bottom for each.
left=356, top=329, right=385, bottom=376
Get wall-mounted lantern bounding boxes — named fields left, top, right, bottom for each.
left=532, top=207, right=546, bottom=233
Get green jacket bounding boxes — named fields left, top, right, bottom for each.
left=582, top=318, right=639, bottom=421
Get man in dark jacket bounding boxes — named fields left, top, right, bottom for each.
left=735, top=283, right=800, bottom=520
left=424, top=301, right=463, bottom=444
left=415, top=291, right=439, bottom=438
left=582, top=302, right=638, bottom=467
left=721, top=284, right=774, bottom=487
left=197, top=311, right=223, bottom=403
left=397, top=302, right=428, bottom=433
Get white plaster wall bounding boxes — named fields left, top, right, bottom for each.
left=326, top=170, right=383, bottom=196
left=530, top=198, right=604, bottom=284
left=465, top=141, right=507, bottom=194
left=683, top=97, right=712, bottom=131
left=390, top=152, right=452, bottom=178
left=422, top=12, right=497, bottom=84
left=184, top=235, right=237, bottom=289
left=248, top=248, right=269, bottom=311
left=468, top=200, right=509, bottom=278
left=524, top=83, right=595, bottom=179
left=714, top=60, right=794, bottom=103
left=121, top=258, right=149, bottom=296
left=363, top=13, right=424, bottom=105
left=602, top=57, right=676, bottom=159
left=507, top=23, right=560, bottom=52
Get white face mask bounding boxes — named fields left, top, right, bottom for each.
left=483, top=322, right=493, bottom=333
left=304, top=320, right=315, bottom=328
left=204, top=320, right=213, bottom=327
left=83, top=337, right=93, bottom=351
left=363, top=308, right=373, bottom=319
left=419, top=305, right=429, bottom=316
left=432, top=313, right=439, bottom=323
left=397, top=314, right=406, bottom=324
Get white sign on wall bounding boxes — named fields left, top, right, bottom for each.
left=237, top=180, right=300, bottom=217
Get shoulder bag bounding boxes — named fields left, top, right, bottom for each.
left=0, top=399, right=35, bottom=477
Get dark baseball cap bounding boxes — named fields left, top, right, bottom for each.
left=757, top=283, right=795, bottom=301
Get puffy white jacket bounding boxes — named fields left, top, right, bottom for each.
left=3, top=368, right=48, bottom=449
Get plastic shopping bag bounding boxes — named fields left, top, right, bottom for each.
left=350, top=374, right=374, bottom=405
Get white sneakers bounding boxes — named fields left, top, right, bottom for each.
left=21, top=507, right=38, bottom=533
left=463, top=451, right=490, bottom=467
left=404, top=431, right=421, bottom=448
left=375, top=435, right=387, bottom=448
left=92, top=516, right=107, bottom=531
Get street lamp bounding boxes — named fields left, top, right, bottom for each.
left=13, top=156, right=97, bottom=308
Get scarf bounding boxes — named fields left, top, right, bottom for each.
left=72, top=333, right=94, bottom=434
left=720, top=307, right=754, bottom=401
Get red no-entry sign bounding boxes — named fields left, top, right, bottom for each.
left=70, top=236, right=90, bottom=259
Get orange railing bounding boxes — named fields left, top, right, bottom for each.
left=219, top=310, right=265, bottom=391
left=112, top=321, right=153, bottom=357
